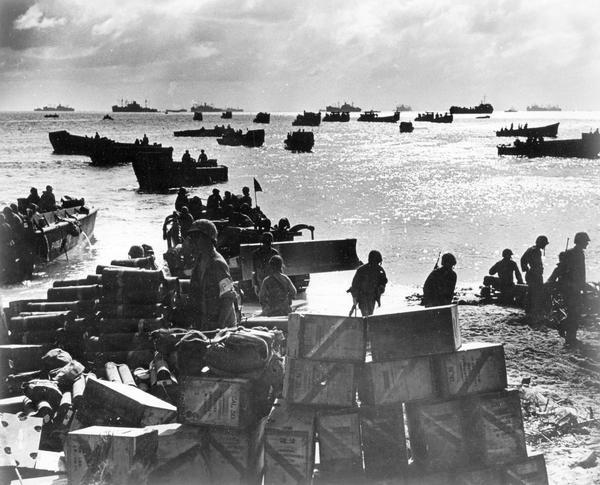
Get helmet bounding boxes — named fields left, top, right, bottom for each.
left=535, top=235, right=549, bottom=246
left=128, top=245, right=144, bottom=258
left=368, top=250, right=383, bottom=264
left=502, top=248, right=513, bottom=258
left=178, top=187, right=187, bottom=195
left=574, top=232, right=591, bottom=245
left=187, top=219, right=218, bottom=243
left=441, top=253, right=457, bottom=266
left=261, top=232, right=274, bottom=244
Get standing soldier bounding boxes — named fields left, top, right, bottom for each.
left=422, top=253, right=457, bottom=307
left=186, top=220, right=237, bottom=330
left=252, top=232, right=279, bottom=297
left=556, top=232, right=590, bottom=344
left=348, top=250, right=388, bottom=316
left=520, top=235, right=549, bottom=323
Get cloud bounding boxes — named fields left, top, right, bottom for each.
left=14, top=4, right=66, bottom=30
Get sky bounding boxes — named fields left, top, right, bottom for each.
left=0, top=0, right=599, bottom=112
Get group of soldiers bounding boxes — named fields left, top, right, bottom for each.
left=181, top=149, right=215, bottom=167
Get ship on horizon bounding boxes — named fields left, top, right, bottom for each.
left=325, top=101, right=361, bottom=113
left=395, top=104, right=412, bottom=112
left=112, top=99, right=158, bottom=113
left=34, top=104, right=74, bottom=112
left=190, top=102, right=243, bottom=113
left=527, top=104, right=562, bottom=112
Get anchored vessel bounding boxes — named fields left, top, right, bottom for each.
left=34, top=104, right=74, bottom=112
left=217, top=129, right=265, bottom=147
left=526, top=104, right=561, bottom=112
left=323, top=112, right=350, bottom=122
left=173, top=126, right=233, bottom=137
left=285, top=131, right=314, bottom=152
left=358, top=111, right=400, bottom=123
left=497, top=131, right=600, bottom=159
left=496, top=123, right=560, bottom=138
left=112, top=100, right=158, bottom=113
left=325, top=102, right=361, bottom=113
left=449, top=102, right=493, bottom=114
left=253, top=112, right=271, bottom=124
left=292, top=111, right=321, bottom=127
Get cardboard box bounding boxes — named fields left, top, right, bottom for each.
left=79, top=377, right=177, bottom=427
left=65, top=426, right=158, bottom=485
left=360, top=405, right=408, bottom=479
left=359, top=356, right=436, bottom=405
left=316, top=409, right=363, bottom=479
left=367, top=305, right=461, bottom=361
left=287, top=313, right=365, bottom=362
left=406, top=390, right=527, bottom=470
left=264, top=399, right=315, bottom=485
left=436, top=342, right=507, bottom=398
left=179, top=376, right=257, bottom=428
left=284, top=359, right=357, bottom=408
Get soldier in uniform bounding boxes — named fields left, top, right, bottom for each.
left=422, top=253, right=457, bottom=307
left=348, top=250, right=388, bottom=316
left=186, top=219, right=237, bottom=330
left=555, top=232, right=590, bottom=344
left=259, top=255, right=297, bottom=316
left=520, top=235, right=549, bottom=323
left=252, top=232, right=279, bottom=296
left=488, top=248, right=524, bottom=303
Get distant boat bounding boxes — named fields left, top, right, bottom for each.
left=496, top=122, right=559, bottom=138
left=225, top=107, right=244, bottom=112
left=190, top=102, right=222, bottom=113
left=285, top=131, right=314, bottom=152
left=292, top=111, right=321, bottom=126
left=34, top=104, right=74, bottom=112
left=527, top=104, right=562, bottom=112
left=253, top=112, right=270, bottom=124
left=193, top=112, right=203, bottom=121
left=102, top=114, right=113, bottom=121
left=173, top=126, right=233, bottom=137
left=414, top=112, right=452, bottom=123
left=497, top=131, right=600, bottom=159
left=357, top=111, right=400, bottom=123
left=217, top=129, right=265, bottom=147
left=396, top=104, right=412, bottom=112
left=323, top=112, right=350, bottom=122
left=449, top=102, right=493, bottom=114
left=165, top=108, right=187, bottom=114
left=325, top=102, right=361, bottom=113
left=476, top=115, right=491, bottom=119
left=505, top=108, right=518, bottom=113
left=221, top=111, right=233, bottom=119
left=112, top=99, right=158, bottom=113
left=44, top=114, right=59, bottom=118
left=399, top=122, right=414, bottom=133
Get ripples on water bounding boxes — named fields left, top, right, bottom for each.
left=1, top=111, right=599, bottom=310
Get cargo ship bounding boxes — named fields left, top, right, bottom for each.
left=449, top=102, right=494, bottom=115
left=190, top=102, right=224, bottom=113
left=325, top=102, right=361, bottom=113
left=34, top=104, right=74, bottom=112
left=526, top=104, right=562, bottom=112
left=112, top=99, right=158, bottom=113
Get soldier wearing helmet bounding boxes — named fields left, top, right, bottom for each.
left=520, top=235, right=549, bottom=323
left=554, top=232, right=590, bottom=344
left=422, top=253, right=457, bottom=307
left=488, top=248, right=524, bottom=303
left=348, top=249, right=388, bottom=316
left=252, top=232, right=279, bottom=297
left=186, top=219, right=237, bottom=330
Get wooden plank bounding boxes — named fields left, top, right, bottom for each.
left=316, top=409, right=363, bottom=479
left=287, top=313, right=365, bottom=363
left=359, top=356, right=436, bottom=405
left=283, top=359, right=357, bottom=408
left=239, top=239, right=361, bottom=280
left=264, top=399, right=315, bottom=485
left=360, top=405, right=408, bottom=480
left=178, top=376, right=257, bottom=428
left=367, top=305, right=461, bottom=361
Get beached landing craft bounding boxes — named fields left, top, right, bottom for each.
left=132, top=151, right=228, bottom=192
left=173, top=126, right=232, bottom=137
left=253, top=112, right=270, bottom=124
left=496, top=122, right=559, bottom=138
left=358, top=111, right=400, bottom=123
left=323, top=112, right=350, bottom=122
left=497, top=131, right=600, bottom=159
left=216, top=129, right=265, bottom=147
left=285, top=131, right=314, bottom=152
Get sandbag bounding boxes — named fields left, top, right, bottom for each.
left=22, top=379, right=62, bottom=408
left=41, top=348, right=72, bottom=371
left=203, top=327, right=271, bottom=374
left=175, top=330, right=210, bottom=376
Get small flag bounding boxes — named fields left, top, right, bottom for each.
left=253, top=178, right=263, bottom=192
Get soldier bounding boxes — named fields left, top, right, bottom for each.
left=38, top=185, right=57, bottom=212
left=520, top=235, right=549, bottom=323
left=206, top=189, right=222, bottom=218
left=240, top=186, right=252, bottom=207
left=555, top=232, right=590, bottom=344
left=186, top=220, right=237, bottom=330
left=259, top=255, right=297, bottom=316
left=175, top=187, right=189, bottom=212
left=422, top=253, right=457, bottom=307
left=252, top=232, right=279, bottom=296
left=489, top=248, right=524, bottom=303
left=348, top=250, right=388, bottom=316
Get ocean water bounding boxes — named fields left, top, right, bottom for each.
left=1, top=110, right=599, bottom=313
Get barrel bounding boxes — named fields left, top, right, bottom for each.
left=105, top=362, right=122, bottom=383
left=97, top=303, right=163, bottom=319
left=47, top=285, right=102, bottom=302
left=153, top=353, right=174, bottom=383
left=58, top=391, right=73, bottom=424
left=71, top=375, right=86, bottom=408
left=27, top=301, right=96, bottom=314
left=7, top=299, right=46, bottom=318
left=53, top=278, right=91, bottom=288
left=110, top=257, right=155, bottom=269
left=101, top=267, right=164, bottom=289
left=9, top=312, right=74, bottom=333
left=117, top=364, right=136, bottom=386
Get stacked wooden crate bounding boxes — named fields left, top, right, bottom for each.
left=266, top=306, right=548, bottom=484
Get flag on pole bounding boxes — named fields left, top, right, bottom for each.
left=253, top=178, right=263, bottom=192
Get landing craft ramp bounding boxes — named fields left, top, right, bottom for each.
left=238, top=238, right=361, bottom=281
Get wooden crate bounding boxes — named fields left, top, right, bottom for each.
left=284, top=359, right=357, bottom=408
left=316, top=409, right=363, bottom=479
left=359, top=356, right=436, bottom=405
left=435, top=342, right=507, bottom=398
left=0, top=344, right=45, bottom=373
left=367, top=304, right=461, bottom=361
left=65, top=426, right=158, bottom=485
left=360, top=405, right=408, bottom=480
left=502, top=454, right=548, bottom=484
left=264, top=399, right=315, bottom=485
left=406, top=390, right=527, bottom=470
left=287, top=313, right=365, bottom=362
left=178, top=376, right=257, bottom=428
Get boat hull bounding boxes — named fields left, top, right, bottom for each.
left=39, top=208, right=98, bottom=261
left=216, top=130, right=265, bottom=147
left=285, top=131, right=314, bottom=152
left=496, top=123, right=559, bottom=138
left=358, top=112, right=400, bottom=122
left=173, top=127, right=230, bottom=137
left=497, top=133, right=600, bottom=159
